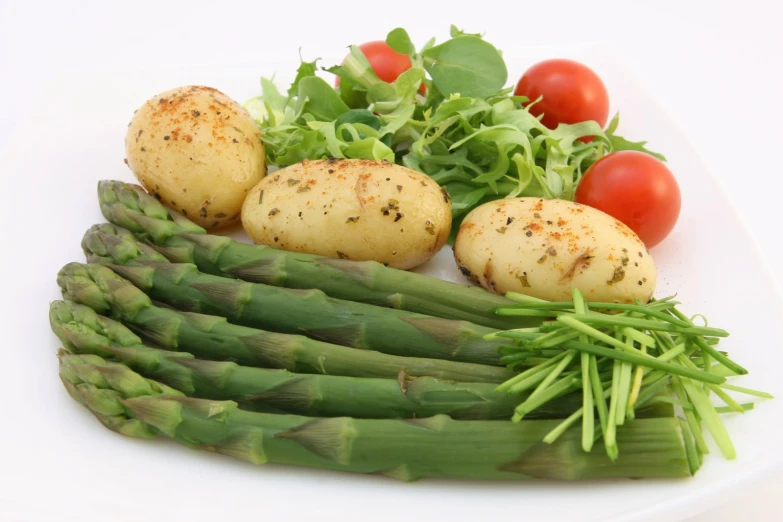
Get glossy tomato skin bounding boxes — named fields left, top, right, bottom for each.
left=336, top=41, right=413, bottom=85
left=575, top=151, right=681, bottom=248
left=514, top=59, right=610, bottom=130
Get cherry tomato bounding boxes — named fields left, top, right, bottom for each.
left=575, top=151, right=681, bottom=248
left=514, top=59, right=610, bottom=131
left=336, top=41, right=413, bottom=85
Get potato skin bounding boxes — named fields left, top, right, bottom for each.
left=241, top=159, right=451, bottom=269
left=453, top=198, right=657, bottom=303
left=125, top=85, right=266, bottom=230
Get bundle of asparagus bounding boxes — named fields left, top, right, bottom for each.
left=79, top=223, right=512, bottom=366
left=52, top=300, right=674, bottom=420
left=57, top=262, right=514, bottom=383
left=49, top=180, right=770, bottom=482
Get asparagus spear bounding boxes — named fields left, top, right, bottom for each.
left=97, top=180, right=536, bottom=330
left=59, top=352, right=698, bottom=480
left=80, top=223, right=508, bottom=366
left=57, top=262, right=514, bottom=383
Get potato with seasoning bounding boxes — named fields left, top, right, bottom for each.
left=125, top=85, right=266, bottom=230
left=241, top=159, right=451, bottom=269
left=453, top=198, right=657, bottom=303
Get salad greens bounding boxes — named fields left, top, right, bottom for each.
left=245, top=26, right=664, bottom=232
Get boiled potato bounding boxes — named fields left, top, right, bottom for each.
left=241, top=159, right=451, bottom=269
left=125, top=85, right=266, bottom=230
left=453, top=198, right=657, bottom=303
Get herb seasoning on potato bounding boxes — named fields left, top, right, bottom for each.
left=453, top=198, right=657, bottom=303
left=125, top=85, right=266, bottom=230
left=241, top=159, right=451, bottom=269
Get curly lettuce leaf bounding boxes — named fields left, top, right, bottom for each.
left=246, top=26, right=667, bottom=228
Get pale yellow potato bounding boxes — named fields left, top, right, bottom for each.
left=241, top=159, right=451, bottom=269
left=125, top=85, right=266, bottom=230
left=453, top=198, right=657, bottom=303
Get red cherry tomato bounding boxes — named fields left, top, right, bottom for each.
left=336, top=41, right=412, bottom=85
left=575, top=151, right=681, bottom=248
left=514, top=59, right=610, bottom=131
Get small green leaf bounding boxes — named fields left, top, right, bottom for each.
left=326, top=45, right=381, bottom=90
left=288, top=57, right=320, bottom=98
left=379, top=103, right=416, bottom=137
left=449, top=25, right=484, bottom=38
left=605, top=112, right=666, bottom=160
left=261, top=78, right=287, bottom=112
left=343, top=137, right=395, bottom=162
left=386, top=27, right=414, bottom=55
left=335, top=109, right=380, bottom=131
left=608, top=134, right=667, bottom=161
left=367, top=82, right=397, bottom=104
left=336, top=77, right=367, bottom=109
left=295, top=76, right=350, bottom=122
left=606, top=112, right=621, bottom=135
left=422, top=36, right=507, bottom=98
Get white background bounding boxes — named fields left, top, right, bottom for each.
left=1, top=1, right=781, bottom=520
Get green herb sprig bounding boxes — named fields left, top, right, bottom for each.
left=487, top=289, right=772, bottom=462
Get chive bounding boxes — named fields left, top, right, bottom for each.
left=691, top=335, right=747, bottom=375
left=620, top=326, right=657, bottom=347
left=709, top=364, right=740, bottom=378
left=680, top=376, right=736, bottom=459
left=542, top=407, right=584, bottom=445
left=495, top=308, right=564, bottom=317
left=526, top=350, right=577, bottom=401
left=709, top=385, right=745, bottom=413
left=498, top=345, right=525, bottom=356
left=626, top=344, right=647, bottom=419
left=672, top=376, right=709, bottom=454
left=554, top=338, right=725, bottom=384
left=537, top=321, right=570, bottom=333
left=716, top=403, right=755, bottom=413
left=679, top=418, right=704, bottom=475
left=639, top=370, right=668, bottom=389
left=507, top=369, right=554, bottom=395
left=589, top=355, right=610, bottom=443
left=675, top=355, right=746, bottom=413
left=652, top=330, right=676, bottom=350
left=494, top=354, right=566, bottom=393
left=666, top=308, right=747, bottom=374
left=640, top=396, right=693, bottom=409
left=556, top=315, right=634, bottom=351
left=635, top=374, right=672, bottom=407
left=719, top=383, right=774, bottom=399
left=512, top=373, right=580, bottom=421
left=614, top=334, right=634, bottom=426
left=501, top=300, right=690, bottom=326
left=657, top=342, right=687, bottom=362
left=504, top=292, right=550, bottom=304
left=572, top=288, right=595, bottom=452
left=566, top=313, right=729, bottom=337
left=527, top=328, right=582, bottom=349
left=605, top=361, right=621, bottom=460
left=483, top=328, right=540, bottom=341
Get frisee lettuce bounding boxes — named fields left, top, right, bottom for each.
left=245, top=26, right=664, bottom=235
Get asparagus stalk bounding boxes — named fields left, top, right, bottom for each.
left=59, top=352, right=698, bottom=480
left=57, top=262, right=514, bottom=383
left=79, top=223, right=507, bottom=366
left=97, top=180, right=536, bottom=330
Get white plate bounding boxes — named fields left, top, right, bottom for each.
left=1, top=47, right=782, bottom=522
